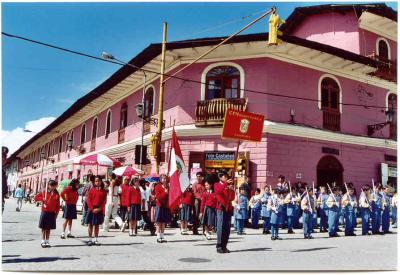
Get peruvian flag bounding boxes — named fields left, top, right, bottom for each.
left=168, top=129, right=190, bottom=212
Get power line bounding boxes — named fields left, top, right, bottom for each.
left=2, top=31, right=394, bottom=110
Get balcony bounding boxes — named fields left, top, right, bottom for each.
left=323, top=109, right=341, bottom=132
left=118, top=128, right=125, bottom=144
left=195, top=98, right=248, bottom=127
left=90, top=140, right=96, bottom=152
left=368, top=53, right=397, bottom=82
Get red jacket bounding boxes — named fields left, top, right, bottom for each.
left=214, top=181, right=235, bottom=213
left=61, top=186, right=79, bottom=205
left=35, top=191, right=60, bottom=215
left=130, top=186, right=141, bottom=205
left=87, top=188, right=107, bottom=214
left=181, top=189, right=194, bottom=206
left=200, top=191, right=217, bottom=214
left=154, top=184, right=168, bottom=208
left=120, top=184, right=131, bottom=207
left=193, top=183, right=206, bottom=200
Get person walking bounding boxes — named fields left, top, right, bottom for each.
left=14, top=184, right=24, bottom=212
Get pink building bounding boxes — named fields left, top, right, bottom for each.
left=8, top=3, right=397, bottom=193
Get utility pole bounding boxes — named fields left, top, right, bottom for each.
left=154, top=22, right=167, bottom=174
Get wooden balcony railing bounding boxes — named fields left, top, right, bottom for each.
left=368, top=53, right=397, bottom=82
left=118, top=128, right=125, bottom=144
left=195, top=98, right=248, bottom=127
left=90, top=140, right=96, bottom=152
left=323, top=109, right=341, bottom=132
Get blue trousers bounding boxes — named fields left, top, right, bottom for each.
left=271, top=223, right=279, bottom=238
left=360, top=208, right=371, bottom=235
left=281, top=206, right=287, bottom=227
left=371, top=209, right=382, bottom=233
left=263, top=216, right=270, bottom=231
left=312, top=212, right=317, bottom=229
left=237, top=219, right=245, bottom=233
left=294, top=206, right=301, bottom=228
left=319, top=208, right=328, bottom=230
left=287, top=216, right=294, bottom=231
left=328, top=208, right=339, bottom=236
left=344, top=209, right=355, bottom=235
left=382, top=207, right=390, bottom=233
left=303, top=211, right=313, bottom=237
left=251, top=208, right=261, bottom=229
left=216, top=210, right=232, bottom=250
left=392, top=206, right=397, bottom=226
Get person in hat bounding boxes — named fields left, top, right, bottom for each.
left=34, top=180, right=60, bottom=248
left=214, top=171, right=235, bottom=253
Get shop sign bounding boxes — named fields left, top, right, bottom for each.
left=222, top=109, right=264, bottom=142
left=205, top=152, right=235, bottom=168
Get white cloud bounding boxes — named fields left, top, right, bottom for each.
left=1, top=117, right=56, bottom=155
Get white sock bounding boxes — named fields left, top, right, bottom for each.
left=157, top=233, right=161, bottom=239
left=41, top=240, right=45, bottom=244
left=94, top=237, right=98, bottom=242
left=45, top=240, right=49, bottom=244
left=161, top=233, right=164, bottom=239
left=67, top=231, right=71, bottom=235
left=89, top=237, right=92, bottom=242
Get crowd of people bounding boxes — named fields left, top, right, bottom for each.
left=30, top=171, right=398, bottom=253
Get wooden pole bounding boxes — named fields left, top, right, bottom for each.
left=231, top=140, right=241, bottom=182
left=155, top=22, right=167, bottom=175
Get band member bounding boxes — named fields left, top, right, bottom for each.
left=261, top=186, right=271, bottom=234
left=327, top=186, right=341, bottom=237
left=60, top=178, right=79, bottom=239
left=359, top=185, right=372, bottom=235
left=268, top=188, right=283, bottom=240
left=214, top=171, right=235, bottom=253
left=128, top=178, right=142, bottom=236
left=119, top=176, right=132, bottom=232
left=35, top=180, right=60, bottom=248
left=342, top=186, right=357, bottom=236
left=235, top=188, right=249, bottom=235
left=371, top=184, right=383, bottom=235
left=192, top=172, right=205, bottom=235
left=284, top=187, right=297, bottom=234
left=249, top=188, right=262, bottom=229
left=381, top=186, right=392, bottom=234
left=103, top=176, right=124, bottom=232
left=179, top=184, right=194, bottom=235
left=85, top=176, right=107, bottom=246
left=200, top=180, right=216, bottom=240
left=301, top=187, right=315, bottom=239
left=391, top=191, right=398, bottom=229
left=317, top=186, right=329, bottom=232
left=154, top=174, right=171, bottom=243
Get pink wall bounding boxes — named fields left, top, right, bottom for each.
left=359, top=30, right=397, bottom=60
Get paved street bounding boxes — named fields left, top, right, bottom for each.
left=2, top=197, right=398, bottom=271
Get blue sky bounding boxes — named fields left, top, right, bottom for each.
left=1, top=1, right=397, bottom=152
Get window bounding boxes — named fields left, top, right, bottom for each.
left=320, top=77, right=340, bottom=111
left=65, top=131, right=74, bottom=151
left=144, top=87, right=154, bottom=119
left=205, top=66, right=240, bottom=100
left=377, top=38, right=390, bottom=60
left=92, top=118, right=98, bottom=140
left=120, top=103, right=128, bottom=129
left=105, top=110, right=112, bottom=138
left=388, top=93, right=397, bottom=140
left=80, top=124, right=86, bottom=145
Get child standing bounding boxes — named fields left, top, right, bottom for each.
left=249, top=188, right=262, bottom=229
left=261, top=186, right=271, bottom=234
left=391, top=191, right=397, bottom=228
left=371, top=185, right=383, bottom=235
left=359, top=185, right=372, bottom=235
left=154, top=174, right=171, bottom=243
left=128, top=178, right=142, bottom=236
left=119, top=176, right=132, bottom=232
left=327, top=186, right=341, bottom=237
left=179, top=185, right=194, bottom=235
left=85, top=176, right=107, bottom=246
left=317, top=186, right=329, bottom=232
left=284, top=187, right=296, bottom=234
left=342, top=186, right=357, bottom=236
left=381, top=186, right=392, bottom=234
left=235, top=188, right=248, bottom=235
left=34, top=180, right=60, bottom=248
left=60, top=178, right=80, bottom=239
left=200, top=181, right=216, bottom=240
left=301, top=187, right=315, bottom=239
left=14, top=184, right=24, bottom=212
left=268, top=188, right=283, bottom=240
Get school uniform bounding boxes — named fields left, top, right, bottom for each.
left=293, top=193, right=301, bottom=229
left=371, top=192, right=383, bottom=234
left=154, top=184, right=171, bottom=223
left=359, top=192, right=372, bottom=235
left=284, top=192, right=296, bottom=233
left=119, top=184, right=131, bottom=222
left=35, top=191, right=60, bottom=230
left=312, top=194, right=318, bottom=230
left=391, top=193, right=397, bottom=228
left=180, top=189, right=194, bottom=222
left=214, top=180, right=235, bottom=252
left=318, top=193, right=329, bottom=232
left=193, top=182, right=206, bottom=234
left=327, top=194, right=341, bottom=237
left=250, top=194, right=262, bottom=229
left=381, top=192, right=391, bottom=233
left=301, top=194, right=315, bottom=238
left=85, top=187, right=107, bottom=225
left=200, top=190, right=216, bottom=228
left=261, top=192, right=271, bottom=233
left=61, top=186, right=79, bottom=220
left=235, top=194, right=248, bottom=234
left=128, top=186, right=142, bottom=221
left=342, top=193, right=357, bottom=236
left=268, top=194, right=283, bottom=239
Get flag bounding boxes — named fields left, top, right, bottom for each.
left=168, top=128, right=190, bottom=211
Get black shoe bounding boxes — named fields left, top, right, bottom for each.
left=276, top=236, right=282, bottom=240
left=385, top=231, right=393, bottom=234
left=304, top=236, right=308, bottom=239
left=350, top=233, right=357, bottom=236
left=265, top=230, right=270, bottom=234
left=87, top=241, right=93, bottom=246
left=271, top=236, right=276, bottom=241
left=262, top=230, right=267, bottom=235
left=333, top=233, right=340, bottom=237
left=157, top=238, right=162, bottom=243
left=308, top=236, right=314, bottom=239
left=223, top=248, right=230, bottom=253
left=337, top=229, right=342, bottom=232
left=66, top=233, right=75, bottom=238
left=287, top=230, right=295, bottom=234
left=217, top=248, right=225, bottom=254
left=193, top=232, right=200, bottom=235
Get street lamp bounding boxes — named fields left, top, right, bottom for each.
left=367, top=109, right=395, bottom=136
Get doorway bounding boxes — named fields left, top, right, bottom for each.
left=317, top=155, right=343, bottom=190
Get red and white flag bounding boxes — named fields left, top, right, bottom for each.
left=168, top=129, right=190, bottom=211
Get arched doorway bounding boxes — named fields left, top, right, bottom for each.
left=317, top=155, right=343, bottom=189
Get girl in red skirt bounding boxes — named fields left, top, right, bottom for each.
left=34, top=180, right=60, bottom=248
left=60, top=178, right=79, bottom=239
left=85, top=176, right=107, bottom=246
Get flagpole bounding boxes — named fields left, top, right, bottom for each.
left=231, top=140, right=241, bottom=182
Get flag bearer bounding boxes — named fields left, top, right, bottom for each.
left=261, top=186, right=271, bottom=234
left=359, top=185, right=372, bottom=235
left=301, top=187, right=315, bottom=239
left=371, top=185, right=384, bottom=235
left=381, top=186, right=392, bottom=234
left=327, top=186, right=341, bottom=237
left=317, top=186, right=329, bottom=232
left=268, top=188, right=283, bottom=240
left=342, top=186, right=357, bottom=236
left=284, top=187, right=296, bottom=234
